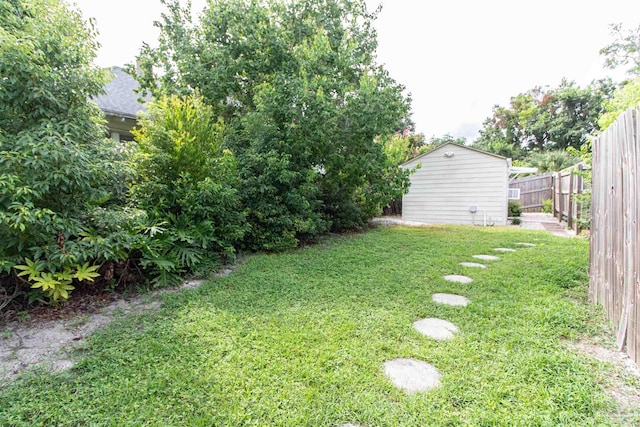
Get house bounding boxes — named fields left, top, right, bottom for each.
left=401, top=142, right=510, bottom=226
left=93, top=66, right=149, bottom=141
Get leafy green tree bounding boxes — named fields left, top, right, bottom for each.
left=598, top=77, right=640, bottom=130
left=600, top=23, right=640, bottom=77
left=136, top=0, right=411, bottom=250
left=427, top=134, right=467, bottom=148
left=548, top=79, right=614, bottom=149
left=523, top=150, right=580, bottom=173
left=473, top=79, right=613, bottom=155
left=473, top=136, right=525, bottom=160
left=0, top=0, right=134, bottom=303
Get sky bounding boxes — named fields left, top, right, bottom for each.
left=73, top=0, right=640, bottom=141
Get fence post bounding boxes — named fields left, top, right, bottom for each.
left=576, top=164, right=583, bottom=235
left=552, top=174, right=557, bottom=217
left=556, top=172, right=563, bottom=222
left=567, top=168, right=574, bottom=230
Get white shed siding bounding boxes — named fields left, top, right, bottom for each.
left=401, top=144, right=508, bottom=226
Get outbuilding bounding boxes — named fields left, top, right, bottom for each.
left=93, top=66, right=150, bottom=142
left=401, top=142, right=510, bottom=226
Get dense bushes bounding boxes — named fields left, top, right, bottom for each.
left=131, top=95, right=247, bottom=285
left=0, top=0, right=136, bottom=307
left=0, top=0, right=412, bottom=311
left=136, top=0, right=412, bottom=250
left=508, top=200, right=523, bottom=218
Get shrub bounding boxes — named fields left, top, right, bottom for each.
left=508, top=200, right=523, bottom=217
left=131, top=94, right=247, bottom=286
left=0, top=0, right=136, bottom=306
left=542, top=198, right=553, bottom=213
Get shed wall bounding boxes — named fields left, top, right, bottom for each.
left=402, top=145, right=508, bottom=226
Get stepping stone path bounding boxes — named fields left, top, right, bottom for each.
left=383, top=243, right=520, bottom=395
left=515, top=242, right=536, bottom=247
left=473, top=254, right=499, bottom=261
left=413, top=318, right=458, bottom=340
left=443, top=274, right=473, bottom=284
left=432, top=293, right=470, bottom=307
left=383, top=358, right=442, bottom=393
left=460, top=262, right=486, bottom=269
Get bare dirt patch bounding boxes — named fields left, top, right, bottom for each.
left=567, top=339, right=640, bottom=424
left=0, top=266, right=236, bottom=386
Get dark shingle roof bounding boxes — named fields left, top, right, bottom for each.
left=94, top=66, right=150, bottom=119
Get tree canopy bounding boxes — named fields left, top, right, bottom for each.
left=136, top=0, right=412, bottom=250
left=598, top=77, right=640, bottom=130
left=473, top=79, right=614, bottom=159
left=600, top=23, right=640, bottom=77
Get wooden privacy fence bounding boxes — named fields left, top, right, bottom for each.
left=510, top=167, right=585, bottom=233
left=509, top=174, right=553, bottom=212
left=552, top=165, right=586, bottom=233
left=590, top=104, right=639, bottom=366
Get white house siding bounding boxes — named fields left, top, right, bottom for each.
left=401, top=143, right=508, bottom=226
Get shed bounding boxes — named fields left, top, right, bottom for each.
left=401, top=142, right=510, bottom=226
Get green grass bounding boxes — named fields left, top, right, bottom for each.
left=0, top=226, right=627, bottom=426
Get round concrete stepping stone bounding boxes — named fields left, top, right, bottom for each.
left=413, top=318, right=459, bottom=340
left=460, top=262, right=486, bottom=269
left=339, top=424, right=362, bottom=427
left=473, top=254, right=499, bottom=261
left=384, top=358, right=441, bottom=393
left=494, top=247, right=516, bottom=252
left=443, top=274, right=473, bottom=284
left=514, top=242, right=536, bottom=247
left=432, top=293, right=470, bottom=307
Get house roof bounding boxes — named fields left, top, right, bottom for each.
left=402, top=142, right=508, bottom=167
left=93, top=66, right=150, bottom=119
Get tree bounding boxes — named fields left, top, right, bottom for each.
left=548, top=79, right=614, bottom=149
left=598, top=77, right=640, bottom=130
left=136, top=0, right=411, bottom=250
left=383, top=130, right=426, bottom=166
left=0, top=0, right=133, bottom=303
left=428, top=134, right=467, bottom=147
left=600, top=23, right=640, bottom=77
left=473, top=106, right=525, bottom=159
left=523, top=150, right=579, bottom=173
left=472, top=79, right=613, bottom=155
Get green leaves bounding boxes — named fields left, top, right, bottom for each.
left=1, top=0, right=136, bottom=305
left=135, top=0, right=411, bottom=248
left=600, top=23, right=640, bottom=77
left=132, top=94, right=246, bottom=281
left=13, top=260, right=102, bottom=302
left=598, top=77, right=640, bottom=130
left=74, top=262, right=100, bottom=282
left=474, top=79, right=615, bottom=157
left=14, top=258, right=46, bottom=281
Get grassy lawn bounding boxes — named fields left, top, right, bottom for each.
left=0, top=225, right=629, bottom=426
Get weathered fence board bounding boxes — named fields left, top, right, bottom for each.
left=509, top=174, right=553, bottom=212
left=551, top=166, right=585, bottom=233
left=590, top=104, right=640, bottom=366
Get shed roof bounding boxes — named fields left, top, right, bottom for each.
left=93, top=66, right=150, bottom=119
left=402, top=142, right=508, bottom=167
